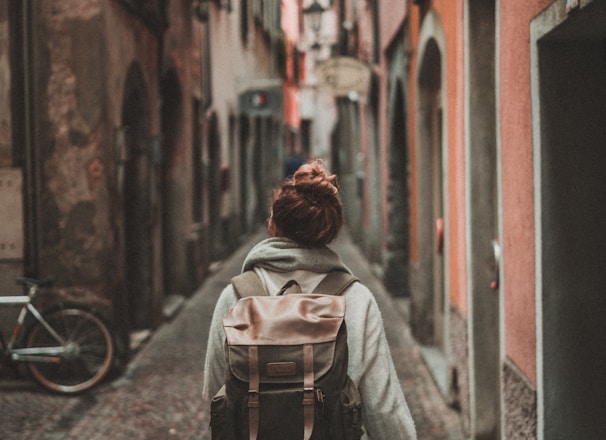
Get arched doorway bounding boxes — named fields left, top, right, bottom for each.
left=414, top=11, right=448, bottom=394
left=415, top=37, right=445, bottom=346
left=121, top=63, right=153, bottom=330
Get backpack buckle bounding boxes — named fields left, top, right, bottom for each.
left=303, top=387, right=315, bottom=406
left=248, top=390, right=260, bottom=408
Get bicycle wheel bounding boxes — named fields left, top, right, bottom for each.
left=24, top=305, right=114, bottom=394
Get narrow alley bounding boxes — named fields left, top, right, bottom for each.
left=0, top=227, right=463, bottom=440
left=2, top=1, right=606, bottom=438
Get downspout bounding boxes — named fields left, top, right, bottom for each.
left=22, top=0, right=40, bottom=277
left=372, top=0, right=379, bottom=64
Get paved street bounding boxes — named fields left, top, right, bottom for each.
left=0, top=227, right=464, bottom=439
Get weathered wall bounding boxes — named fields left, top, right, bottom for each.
left=34, top=2, right=113, bottom=290
left=161, top=0, right=198, bottom=296
left=24, top=1, right=165, bottom=339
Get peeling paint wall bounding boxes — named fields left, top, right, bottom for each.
left=21, top=0, right=166, bottom=341
left=33, top=2, right=113, bottom=292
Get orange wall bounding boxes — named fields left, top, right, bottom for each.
left=408, top=2, right=468, bottom=315
left=409, top=0, right=553, bottom=384
left=441, top=1, right=467, bottom=316
left=499, top=0, right=552, bottom=385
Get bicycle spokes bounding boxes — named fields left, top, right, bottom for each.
left=24, top=307, right=114, bottom=394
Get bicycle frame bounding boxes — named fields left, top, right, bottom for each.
left=0, top=293, right=67, bottom=364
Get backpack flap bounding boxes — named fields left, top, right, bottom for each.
left=223, top=294, right=346, bottom=384
left=224, top=294, right=344, bottom=345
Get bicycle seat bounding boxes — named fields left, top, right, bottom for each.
left=16, top=277, right=53, bottom=288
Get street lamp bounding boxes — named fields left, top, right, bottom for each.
left=192, top=0, right=210, bottom=22
left=303, top=1, right=326, bottom=35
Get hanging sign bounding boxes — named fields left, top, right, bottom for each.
left=315, top=57, right=371, bottom=96
left=239, top=88, right=283, bottom=116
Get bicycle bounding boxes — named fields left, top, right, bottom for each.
left=0, top=277, right=115, bottom=394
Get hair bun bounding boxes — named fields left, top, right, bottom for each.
left=271, top=159, right=343, bottom=246
left=292, top=160, right=339, bottom=204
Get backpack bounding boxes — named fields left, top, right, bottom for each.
left=210, top=270, right=364, bottom=440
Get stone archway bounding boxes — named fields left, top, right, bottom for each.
left=415, top=34, right=446, bottom=349
left=413, top=11, right=449, bottom=396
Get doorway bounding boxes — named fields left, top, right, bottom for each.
left=533, top=1, right=606, bottom=437
left=160, top=70, right=187, bottom=296
left=121, top=64, right=153, bottom=330
left=415, top=19, right=447, bottom=380
left=385, top=79, right=410, bottom=297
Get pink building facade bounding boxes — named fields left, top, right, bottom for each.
left=337, top=0, right=606, bottom=438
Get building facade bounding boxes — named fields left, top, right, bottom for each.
left=0, top=0, right=284, bottom=363
left=332, top=0, right=606, bottom=438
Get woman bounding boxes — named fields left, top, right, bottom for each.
left=203, top=160, right=416, bottom=439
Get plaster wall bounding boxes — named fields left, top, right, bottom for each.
left=209, top=6, right=275, bottom=158
left=34, top=1, right=116, bottom=288
left=499, top=0, right=552, bottom=385
left=208, top=4, right=278, bottom=223
left=379, top=0, right=407, bottom=48
left=27, top=0, right=164, bottom=330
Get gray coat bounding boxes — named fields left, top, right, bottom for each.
left=203, top=238, right=417, bottom=439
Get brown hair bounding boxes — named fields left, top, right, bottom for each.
left=269, top=160, right=343, bottom=247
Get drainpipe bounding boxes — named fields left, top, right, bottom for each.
left=20, top=0, right=40, bottom=276
left=372, top=0, right=379, bottom=64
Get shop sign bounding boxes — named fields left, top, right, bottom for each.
left=315, top=57, right=371, bottom=96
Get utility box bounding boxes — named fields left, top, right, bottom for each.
left=0, top=168, right=24, bottom=335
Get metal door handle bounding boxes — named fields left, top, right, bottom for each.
left=490, top=239, right=501, bottom=290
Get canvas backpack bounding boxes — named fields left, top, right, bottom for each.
left=210, top=270, right=364, bottom=440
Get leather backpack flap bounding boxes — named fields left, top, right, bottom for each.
left=224, top=294, right=345, bottom=346
left=223, top=294, right=346, bottom=383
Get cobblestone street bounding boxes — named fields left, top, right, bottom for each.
left=0, top=228, right=464, bottom=440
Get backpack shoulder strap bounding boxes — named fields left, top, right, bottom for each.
left=231, top=271, right=267, bottom=299
left=314, top=271, right=359, bottom=296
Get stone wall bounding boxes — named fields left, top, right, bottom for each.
left=503, top=359, right=537, bottom=439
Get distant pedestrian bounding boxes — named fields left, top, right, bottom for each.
left=284, top=151, right=306, bottom=178
left=203, top=160, right=417, bottom=439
